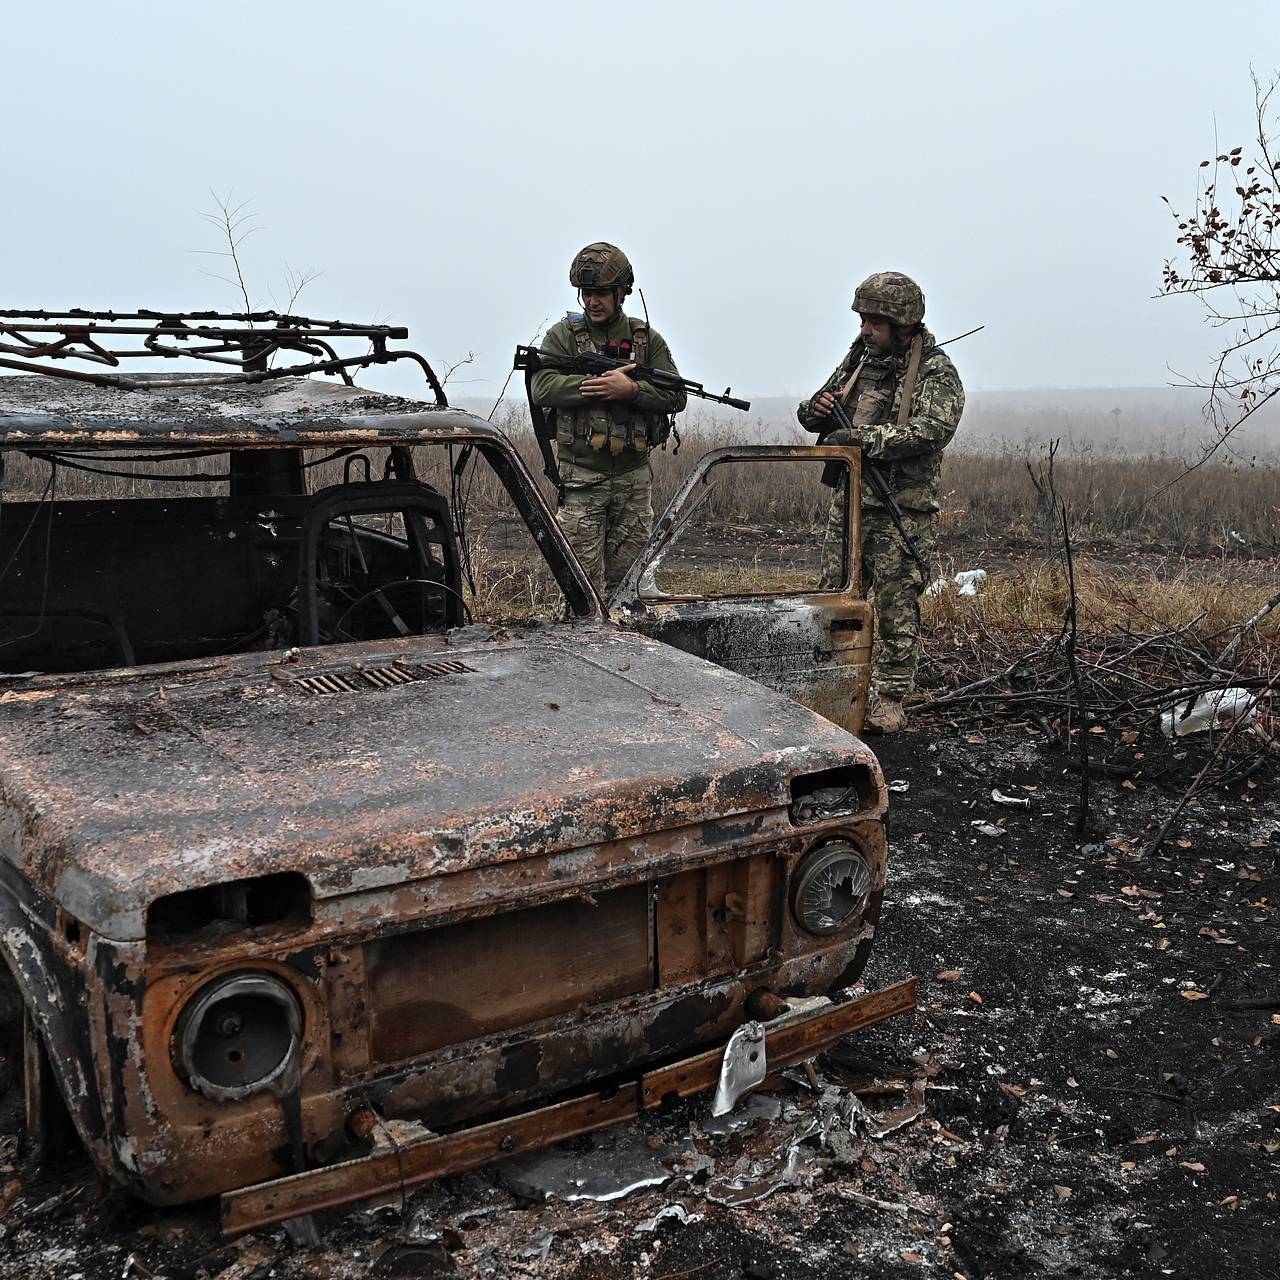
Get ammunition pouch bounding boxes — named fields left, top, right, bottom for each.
left=565, top=313, right=664, bottom=457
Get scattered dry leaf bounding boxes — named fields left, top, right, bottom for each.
left=1053, top=1184, right=1073, bottom=1200
left=969, top=991, right=984, bottom=1005
left=936, top=969, right=962, bottom=981
left=1180, top=990, right=1210, bottom=1001
left=1181, top=1161, right=1206, bottom=1172
left=0, top=1179, right=20, bottom=1215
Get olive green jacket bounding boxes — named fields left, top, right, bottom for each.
left=531, top=311, right=687, bottom=475
left=798, top=327, right=965, bottom=513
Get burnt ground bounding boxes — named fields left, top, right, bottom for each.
left=1, top=726, right=1277, bottom=1280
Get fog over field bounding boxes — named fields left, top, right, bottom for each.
left=459, top=387, right=1280, bottom=462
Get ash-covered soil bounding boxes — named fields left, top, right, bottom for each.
left=1, top=728, right=1275, bottom=1280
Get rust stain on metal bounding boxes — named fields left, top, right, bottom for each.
left=2, top=363, right=901, bottom=1222
left=220, top=979, right=917, bottom=1235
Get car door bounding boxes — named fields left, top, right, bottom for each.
left=609, top=444, right=873, bottom=736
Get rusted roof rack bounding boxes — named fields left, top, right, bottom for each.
left=0, top=308, right=447, bottom=405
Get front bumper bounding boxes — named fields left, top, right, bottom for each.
left=220, top=976, right=916, bottom=1235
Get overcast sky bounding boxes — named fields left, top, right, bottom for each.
left=3, top=1, right=1272, bottom=401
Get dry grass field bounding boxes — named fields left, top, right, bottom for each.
left=468, top=408, right=1280, bottom=556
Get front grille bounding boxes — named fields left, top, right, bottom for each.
left=365, top=883, right=653, bottom=1062
left=293, top=659, right=474, bottom=696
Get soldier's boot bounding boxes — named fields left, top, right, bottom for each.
left=864, top=691, right=908, bottom=735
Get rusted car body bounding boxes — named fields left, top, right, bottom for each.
left=0, top=361, right=904, bottom=1230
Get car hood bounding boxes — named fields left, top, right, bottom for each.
left=0, top=625, right=878, bottom=940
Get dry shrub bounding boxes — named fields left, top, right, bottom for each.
left=940, top=446, right=1280, bottom=550
left=923, top=557, right=1279, bottom=672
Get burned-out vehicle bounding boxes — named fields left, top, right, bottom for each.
left=0, top=311, right=912, bottom=1233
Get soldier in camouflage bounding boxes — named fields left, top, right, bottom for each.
left=798, top=271, right=965, bottom=733
left=530, top=243, right=687, bottom=595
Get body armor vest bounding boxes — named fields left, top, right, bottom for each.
left=841, top=351, right=898, bottom=429
left=836, top=342, right=922, bottom=494
left=561, top=314, right=666, bottom=455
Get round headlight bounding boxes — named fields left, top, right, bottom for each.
left=174, top=972, right=302, bottom=1102
left=790, top=843, right=872, bottom=935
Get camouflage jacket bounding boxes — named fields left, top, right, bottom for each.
left=531, top=311, right=686, bottom=476
left=797, top=326, right=964, bottom=513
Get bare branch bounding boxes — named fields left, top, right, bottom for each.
left=1159, top=72, right=1280, bottom=488
left=202, top=190, right=257, bottom=319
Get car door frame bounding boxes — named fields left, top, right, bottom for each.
left=609, top=444, right=874, bottom=736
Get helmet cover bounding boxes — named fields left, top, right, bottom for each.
left=570, top=242, right=634, bottom=291
left=852, top=271, right=925, bottom=327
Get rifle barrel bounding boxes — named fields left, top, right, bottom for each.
left=513, top=347, right=749, bottom=412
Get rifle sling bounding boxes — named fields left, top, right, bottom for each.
left=837, top=356, right=866, bottom=407
left=523, top=361, right=563, bottom=499
left=896, top=333, right=923, bottom=429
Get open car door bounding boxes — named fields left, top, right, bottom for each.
left=609, top=444, right=873, bottom=736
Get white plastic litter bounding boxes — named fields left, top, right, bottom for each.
left=971, top=821, right=1006, bottom=838
left=925, top=568, right=988, bottom=597
left=1160, top=687, right=1262, bottom=738
left=991, top=788, right=1031, bottom=808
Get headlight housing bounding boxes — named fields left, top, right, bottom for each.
left=173, top=972, right=302, bottom=1102
left=790, top=842, right=873, bottom=935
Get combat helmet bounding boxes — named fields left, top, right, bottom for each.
left=853, top=271, right=925, bottom=328
left=570, top=242, right=634, bottom=292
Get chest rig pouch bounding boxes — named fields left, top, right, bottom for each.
left=823, top=336, right=923, bottom=491
left=564, top=315, right=669, bottom=455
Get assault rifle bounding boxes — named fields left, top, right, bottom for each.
left=514, top=345, right=751, bottom=412
left=515, top=344, right=750, bottom=502
left=814, top=398, right=929, bottom=572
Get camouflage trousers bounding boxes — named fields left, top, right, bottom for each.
left=820, top=481, right=936, bottom=700
left=557, top=459, right=654, bottom=597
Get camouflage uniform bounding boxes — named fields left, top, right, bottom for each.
left=798, top=325, right=964, bottom=701
left=531, top=309, right=686, bottom=595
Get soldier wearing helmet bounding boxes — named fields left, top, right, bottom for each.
left=798, top=271, right=965, bottom=734
left=530, top=242, right=687, bottom=595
